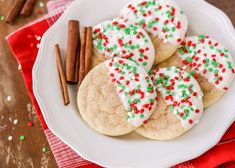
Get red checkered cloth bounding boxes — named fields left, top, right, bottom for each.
left=6, top=0, right=235, bottom=167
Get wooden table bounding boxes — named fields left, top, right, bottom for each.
left=0, top=0, right=58, bottom=167
left=0, top=0, right=234, bottom=167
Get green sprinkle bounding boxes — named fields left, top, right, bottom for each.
left=140, top=114, right=144, bottom=118
left=148, top=23, right=153, bottom=29
left=185, top=57, right=193, bottom=62
left=179, top=48, right=185, bottom=55
left=19, top=135, right=25, bottom=141
left=224, top=49, right=229, bottom=53
left=149, top=98, right=155, bottom=102
left=0, top=15, right=5, bottom=21
left=132, top=113, right=135, bottom=118
left=114, top=62, right=120, bottom=67
left=170, top=105, right=174, bottom=112
left=140, top=9, right=145, bottom=14
left=134, top=99, right=140, bottom=103
left=182, top=109, right=189, bottom=120
left=42, top=147, right=47, bottom=153
left=124, top=28, right=131, bottom=35
left=107, top=24, right=112, bottom=28
left=198, top=35, right=206, bottom=39
left=131, top=45, right=135, bottom=50
left=163, top=26, right=170, bottom=32
left=121, top=85, right=126, bottom=90
left=138, top=19, right=145, bottom=26
left=166, top=90, right=171, bottom=94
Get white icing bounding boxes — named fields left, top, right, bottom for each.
left=151, top=67, right=203, bottom=129
left=120, top=0, right=188, bottom=45
left=105, top=58, right=157, bottom=127
left=178, top=36, right=235, bottom=90
left=93, top=18, right=155, bottom=71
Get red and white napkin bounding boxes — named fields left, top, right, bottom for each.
left=6, top=0, right=235, bottom=167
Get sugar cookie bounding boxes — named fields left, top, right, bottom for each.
left=136, top=67, right=203, bottom=140
left=158, top=35, right=235, bottom=107
left=120, top=0, right=188, bottom=64
left=77, top=58, right=157, bottom=136
left=92, top=18, right=155, bottom=71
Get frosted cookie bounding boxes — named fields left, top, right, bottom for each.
left=158, top=35, right=235, bottom=108
left=136, top=67, right=203, bottom=140
left=120, top=0, right=188, bottom=64
left=92, top=18, right=155, bottom=71
left=77, top=58, right=157, bottom=136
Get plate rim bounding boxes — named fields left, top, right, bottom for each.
left=33, top=0, right=235, bottom=167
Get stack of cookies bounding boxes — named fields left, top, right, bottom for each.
left=77, top=0, right=235, bottom=140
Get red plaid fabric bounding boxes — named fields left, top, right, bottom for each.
left=6, top=0, right=235, bottom=167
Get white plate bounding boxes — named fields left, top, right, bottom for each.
left=33, top=0, right=235, bottom=167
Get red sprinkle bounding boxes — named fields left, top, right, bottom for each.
left=193, top=92, right=198, bottom=97
left=188, top=119, right=193, bottom=124
left=27, top=122, right=33, bottom=127
left=223, top=87, right=228, bottom=91
left=177, top=38, right=181, bottom=43
left=195, top=109, right=200, bottom=113
left=112, top=78, right=116, bottom=83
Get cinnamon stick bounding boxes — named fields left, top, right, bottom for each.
left=84, top=27, right=93, bottom=75
left=74, top=23, right=81, bottom=83
left=78, top=27, right=87, bottom=87
left=74, top=44, right=81, bottom=83
left=66, top=20, right=80, bottom=84
left=6, top=0, right=26, bottom=24
left=54, top=44, right=70, bottom=105
left=20, top=0, right=37, bottom=17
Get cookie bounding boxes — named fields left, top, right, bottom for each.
left=120, top=0, right=188, bottom=64
left=77, top=58, right=157, bottom=136
left=136, top=67, right=203, bottom=140
left=92, top=18, right=155, bottom=71
left=158, top=35, right=235, bottom=108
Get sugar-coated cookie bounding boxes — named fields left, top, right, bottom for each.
left=92, top=18, right=155, bottom=71
left=77, top=58, right=157, bottom=136
left=158, top=35, right=235, bottom=108
left=120, top=0, right=188, bottom=64
left=136, top=67, right=203, bottom=140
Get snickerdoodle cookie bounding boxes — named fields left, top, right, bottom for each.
left=120, top=0, right=188, bottom=64
left=77, top=58, right=157, bottom=136
left=158, top=35, right=235, bottom=108
left=136, top=67, right=203, bottom=140
left=92, top=18, right=155, bottom=71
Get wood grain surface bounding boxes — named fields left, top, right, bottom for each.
left=0, top=0, right=57, bottom=167
left=0, top=0, right=234, bottom=168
